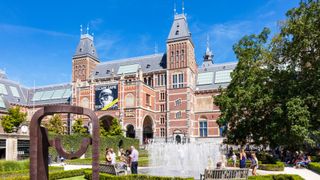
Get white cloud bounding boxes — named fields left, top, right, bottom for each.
left=0, top=23, right=75, bottom=38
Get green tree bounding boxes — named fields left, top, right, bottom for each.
left=0, top=107, right=27, bottom=133
left=46, top=114, right=64, bottom=134
left=72, top=118, right=88, bottom=134
left=215, top=0, right=320, bottom=151
left=214, top=28, right=273, bottom=146
left=100, top=118, right=123, bottom=137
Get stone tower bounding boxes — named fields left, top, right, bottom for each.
left=166, top=11, right=197, bottom=142
left=72, top=29, right=99, bottom=83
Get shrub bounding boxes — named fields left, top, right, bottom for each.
left=49, top=169, right=86, bottom=180
left=257, top=152, right=277, bottom=164
left=48, top=134, right=139, bottom=161
left=248, top=174, right=303, bottom=180
left=308, top=162, right=320, bottom=174
left=258, top=161, right=285, bottom=171
left=84, top=170, right=194, bottom=180
left=310, top=156, right=320, bottom=162
left=0, top=160, right=29, bottom=172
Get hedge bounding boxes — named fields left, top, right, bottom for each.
left=308, top=162, right=320, bottom=174
left=49, top=169, right=86, bottom=180
left=0, top=160, right=29, bottom=172
left=0, top=166, right=64, bottom=178
left=258, top=161, right=285, bottom=171
left=248, top=174, right=304, bottom=180
left=84, top=170, right=194, bottom=180
left=48, top=133, right=139, bottom=161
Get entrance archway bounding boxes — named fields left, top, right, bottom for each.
left=126, top=124, right=135, bottom=138
left=143, top=115, right=153, bottom=143
left=175, top=135, right=181, bottom=144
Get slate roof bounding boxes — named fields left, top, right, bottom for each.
left=167, top=14, right=191, bottom=42
left=73, top=34, right=99, bottom=61
left=0, top=75, right=71, bottom=109
left=92, top=53, right=167, bottom=79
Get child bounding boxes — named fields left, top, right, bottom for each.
left=232, top=152, right=237, bottom=167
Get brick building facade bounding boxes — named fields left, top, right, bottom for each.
left=0, top=11, right=236, bottom=145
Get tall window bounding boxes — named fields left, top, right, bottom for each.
left=175, top=99, right=181, bottom=106
left=158, top=74, right=166, bottom=86
left=160, top=128, right=165, bottom=137
left=181, top=49, right=184, bottom=62
left=160, top=104, right=165, bottom=112
left=176, top=111, right=182, bottom=119
left=160, top=92, right=165, bottom=101
left=171, top=51, right=174, bottom=62
left=199, top=121, right=208, bottom=137
left=160, top=115, right=165, bottom=124
left=146, top=94, right=151, bottom=106
left=176, top=51, right=179, bottom=61
left=173, top=74, right=184, bottom=89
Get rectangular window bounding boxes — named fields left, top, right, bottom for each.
left=160, top=128, right=165, bottom=137
left=160, top=115, right=165, bottom=124
left=178, top=74, right=184, bottom=88
left=146, top=94, right=151, bottom=106
left=173, top=74, right=184, bottom=89
left=200, top=121, right=208, bottom=137
left=157, top=74, right=166, bottom=86
left=160, top=92, right=165, bottom=101
left=173, top=74, right=178, bottom=88
left=160, top=104, right=165, bottom=112
left=175, top=99, right=181, bottom=106
left=175, top=111, right=182, bottom=119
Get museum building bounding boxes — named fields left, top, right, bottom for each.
left=0, top=11, right=237, bottom=159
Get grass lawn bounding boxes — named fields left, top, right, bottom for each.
left=59, top=176, right=85, bottom=180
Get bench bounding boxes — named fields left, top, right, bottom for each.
left=200, top=168, right=249, bottom=180
left=99, top=164, right=126, bottom=176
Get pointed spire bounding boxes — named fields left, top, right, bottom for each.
left=206, top=34, right=210, bottom=53
left=203, top=34, right=214, bottom=65
left=174, top=0, right=177, bottom=15
left=86, top=24, right=90, bottom=35
left=182, top=0, right=185, bottom=14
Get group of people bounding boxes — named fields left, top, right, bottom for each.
left=213, top=149, right=258, bottom=176
left=284, top=151, right=312, bottom=168
left=105, top=145, right=139, bottom=174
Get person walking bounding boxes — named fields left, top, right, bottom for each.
left=250, top=153, right=258, bottom=175
left=239, top=149, right=247, bottom=168
left=129, top=145, right=139, bottom=174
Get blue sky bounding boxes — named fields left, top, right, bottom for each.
left=0, top=0, right=300, bottom=87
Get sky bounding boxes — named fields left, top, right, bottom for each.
left=0, top=0, right=301, bottom=87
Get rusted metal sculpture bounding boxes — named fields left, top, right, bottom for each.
left=29, top=105, right=100, bottom=180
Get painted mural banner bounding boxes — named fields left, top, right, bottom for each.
left=95, top=84, right=118, bottom=110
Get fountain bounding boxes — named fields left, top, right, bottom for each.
left=146, top=141, right=223, bottom=178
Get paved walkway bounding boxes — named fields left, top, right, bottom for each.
left=257, top=167, right=320, bottom=180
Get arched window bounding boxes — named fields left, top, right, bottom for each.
left=125, top=93, right=135, bottom=107
left=175, top=30, right=179, bottom=35
left=171, top=51, right=174, bottom=62
left=176, top=51, right=179, bottom=61
left=181, top=49, right=184, bottom=62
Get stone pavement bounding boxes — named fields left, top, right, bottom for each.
left=257, top=167, right=320, bottom=180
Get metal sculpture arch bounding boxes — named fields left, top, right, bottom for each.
left=29, top=105, right=100, bottom=180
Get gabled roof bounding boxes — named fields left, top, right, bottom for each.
left=167, top=14, right=191, bottom=42
left=92, top=53, right=167, bottom=79
left=73, top=34, right=99, bottom=61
